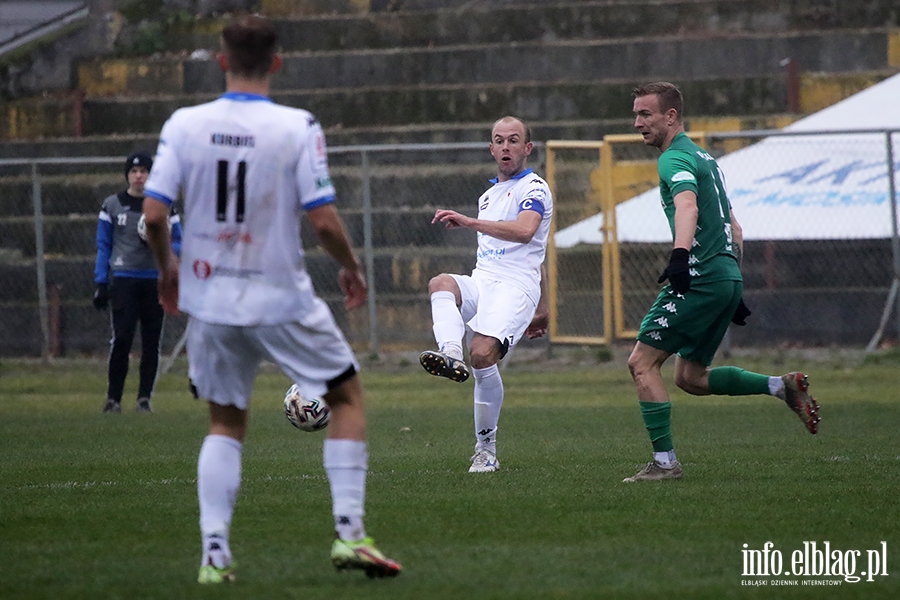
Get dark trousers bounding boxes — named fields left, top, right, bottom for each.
left=106, top=277, right=164, bottom=402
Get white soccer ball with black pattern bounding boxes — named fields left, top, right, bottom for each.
left=283, top=384, right=331, bottom=432
left=137, top=214, right=148, bottom=241
left=136, top=213, right=171, bottom=242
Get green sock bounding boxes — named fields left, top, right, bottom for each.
left=707, top=366, right=770, bottom=396
left=639, top=401, right=673, bottom=452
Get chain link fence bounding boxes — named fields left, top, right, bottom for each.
left=2, top=133, right=898, bottom=360
left=548, top=129, right=900, bottom=349
left=0, top=143, right=497, bottom=359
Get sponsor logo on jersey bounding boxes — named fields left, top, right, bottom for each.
left=315, top=176, right=332, bottom=190
left=193, top=260, right=212, bottom=279
left=477, top=247, right=506, bottom=260
left=216, top=230, right=253, bottom=244
left=213, top=265, right=263, bottom=279
left=671, top=171, right=696, bottom=183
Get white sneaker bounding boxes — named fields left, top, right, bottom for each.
left=468, top=449, right=500, bottom=473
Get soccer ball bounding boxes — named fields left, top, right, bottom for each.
left=283, top=384, right=331, bottom=432
left=136, top=214, right=171, bottom=242
left=137, top=214, right=148, bottom=241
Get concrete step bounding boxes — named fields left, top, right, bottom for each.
left=260, top=0, right=898, bottom=52
left=0, top=109, right=801, bottom=161
left=77, top=75, right=798, bottom=136
left=77, top=28, right=893, bottom=97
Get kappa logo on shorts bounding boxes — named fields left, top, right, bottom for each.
left=663, top=301, right=677, bottom=313
left=654, top=316, right=670, bottom=328
left=648, top=331, right=662, bottom=341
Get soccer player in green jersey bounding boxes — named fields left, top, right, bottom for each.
left=623, top=82, right=820, bottom=482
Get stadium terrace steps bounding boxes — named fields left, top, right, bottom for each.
left=76, top=29, right=893, bottom=97
left=0, top=111, right=799, bottom=162
left=260, top=0, right=899, bottom=52
left=73, top=77, right=795, bottom=137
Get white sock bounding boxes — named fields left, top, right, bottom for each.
left=654, top=450, right=678, bottom=468
left=324, top=439, right=368, bottom=542
left=768, top=376, right=785, bottom=398
left=473, top=364, right=503, bottom=455
left=430, top=291, right=464, bottom=359
left=198, top=434, right=242, bottom=566
left=201, top=531, right=232, bottom=569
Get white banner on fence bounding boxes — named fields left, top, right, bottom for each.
left=555, top=73, right=900, bottom=247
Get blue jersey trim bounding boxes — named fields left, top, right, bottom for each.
left=488, top=168, right=534, bottom=184
left=304, top=195, right=336, bottom=211
left=144, top=190, right=174, bottom=206
left=221, top=92, right=273, bottom=102
left=94, top=218, right=113, bottom=284
left=112, top=269, right=160, bottom=279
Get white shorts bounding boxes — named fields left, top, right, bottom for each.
left=186, top=311, right=359, bottom=409
left=451, top=271, right=537, bottom=351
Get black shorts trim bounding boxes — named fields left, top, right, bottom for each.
left=326, top=365, right=357, bottom=390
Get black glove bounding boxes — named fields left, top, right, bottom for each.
left=731, top=297, right=752, bottom=326
left=92, top=283, right=109, bottom=311
left=657, top=248, right=691, bottom=295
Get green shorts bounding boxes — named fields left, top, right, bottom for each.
left=637, top=279, right=743, bottom=366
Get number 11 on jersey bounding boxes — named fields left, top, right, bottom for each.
left=217, top=159, right=247, bottom=223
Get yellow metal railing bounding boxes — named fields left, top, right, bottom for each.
left=545, top=133, right=707, bottom=344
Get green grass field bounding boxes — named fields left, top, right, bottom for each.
left=1, top=350, right=898, bottom=599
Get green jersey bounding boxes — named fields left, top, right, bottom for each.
left=657, top=132, right=741, bottom=283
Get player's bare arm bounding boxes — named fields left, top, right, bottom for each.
left=433, top=208, right=541, bottom=244
left=142, top=197, right=180, bottom=314
left=525, top=263, right=550, bottom=339
left=729, top=209, right=744, bottom=266
left=307, top=203, right=367, bottom=310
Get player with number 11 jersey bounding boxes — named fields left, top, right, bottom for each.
left=144, top=94, right=336, bottom=326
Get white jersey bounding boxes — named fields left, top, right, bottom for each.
left=473, top=168, right=553, bottom=303
left=145, top=92, right=337, bottom=326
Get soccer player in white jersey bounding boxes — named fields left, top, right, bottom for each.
left=141, top=15, right=400, bottom=584
left=419, top=116, right=552, bottom=473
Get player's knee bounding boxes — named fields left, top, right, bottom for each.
left=469, top=343, right=499, bottom=370
left=627, top=351, right=648, bottom=381
left=470, top=353, right=495, bottom=370
left=427, top=273, right=455, bottom=295
left=323, top=369, right=362, bottom=407
left=674, top=372, right=704, bottom=395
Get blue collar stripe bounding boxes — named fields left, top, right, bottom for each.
left=221, top=92, right=273, bottom=102
left=489, top=168, right=534, bottom=184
